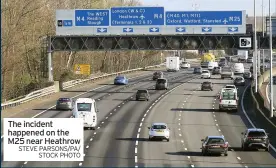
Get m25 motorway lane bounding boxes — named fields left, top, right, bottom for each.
left=2, top=70, right=197, bottom=167
left=136, top=76, right=276, bottom=167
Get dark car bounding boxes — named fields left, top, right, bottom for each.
left=201, top=81, right=213, bottom=91
left=201, top=136, right=229, bottom=156
left=234, top=76, right=245, bottom=86
left=155, top=78, right=168, bottom=90
left=136, top=89, right=150, bottom=101
left=241, top=128, right=270, bottom=151
left=250, top=66, right=253, bottom=73
left=265, top=58, right=270, bottom=63
left=153, top=71, right=163, bottom=80
left=56, top=98, right=73, bottom=110
left=193, top=67, right=202, bottom=74
left=243, top=72, right=252, bottom=79
left=273, top=76, right=276, bottom=84
left=212, top=67, right=221, bottom=75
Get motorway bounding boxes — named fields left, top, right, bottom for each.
left=1, top=64, right=276, bottom=167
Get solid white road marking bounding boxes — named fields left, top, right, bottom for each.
left=241, top=84, right=276, bottom=152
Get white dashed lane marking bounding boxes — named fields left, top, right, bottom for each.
left=79, top=162, right=83, bottom=166
left=237, top=157, right=241, bottom=160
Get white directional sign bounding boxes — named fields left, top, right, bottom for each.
left=56, top=9, right=246, bottom=35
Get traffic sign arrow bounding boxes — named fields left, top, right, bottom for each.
left=202, top=27, right=212, bottom=32
left=149, top=27, right=159, bottom=32
left=97, top=28, right=107, bottom=33
left=123, top=28, right=133, bottom=32
left=228, top=27, right=238, bottom=32
left=176, top=27, right=186, bottom=32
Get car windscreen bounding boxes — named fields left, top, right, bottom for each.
left=77, top=103, right=92, bottom=112
left=203, top=82, right=211, bottom=85
left=235, top=78, right=243, bottom=81
left=152, top=125, right=166, bottom=129
left=225, top=86, right=235, bottom=89
left=157, top=79, right=166, bottom=84
left=222, top=92, right=235, bottom=100
left=116, top=76, right=124, bottom=79
left=207, top=138, right=225, bottom=145
left=248, top=131, right=266, bottom=137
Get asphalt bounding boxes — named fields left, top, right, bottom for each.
left=137, top=75, right=276, bottom=167
left=2, top=63, right=276, bottom=167
left=1, top=68, right=196, bottom=167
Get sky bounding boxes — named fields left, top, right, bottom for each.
left=141, top=0, right=276, bottom=16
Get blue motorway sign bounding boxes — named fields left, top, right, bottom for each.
left=111, top=7, right=164, bottom=26
left=166, top=11, right=243, bottom=26
left=75, top=10, right=109, bottom=26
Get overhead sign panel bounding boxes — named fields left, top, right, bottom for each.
left=75, top=9, right=109, bottom=26
left=165, top=11, right=243, bottom=25
left=110, top=7, right=164, bottom=26
left=56, top=9, right=246, bottom=35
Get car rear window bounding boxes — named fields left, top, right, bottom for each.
left=222, top=92, right=235, bottom=100
left=152, top=125, right=166, bottom=129
left=137, top=90, right=147, bottom=93
left=77, top=103, right=92, bottom=112
left=59, top=98, right=70, bottom=102
left=236, top=77, right=243, bottom=81
left=207, top=138, right=224, bottom=144
left=157, top=79, right=166, bottom=84
left=202, top=70, right=209, bottom=73
left=203, top=82, right=211, bottom=84
left=225, top=86, right=235, bottom=89
left=248, top=131, right=266, bottom=137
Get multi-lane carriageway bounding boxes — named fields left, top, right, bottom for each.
left=1, top=63, right=276, bottom=168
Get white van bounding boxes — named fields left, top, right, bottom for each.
left=72, top=98, right=99, bottom=130
left=232, top=63, right=244, bottom=74
left=207, top=62, right=218, bottom=70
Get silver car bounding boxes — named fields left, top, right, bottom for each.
left=56, top=98, right=73, bottom=110
left=148, top=123, right=170, bottom=141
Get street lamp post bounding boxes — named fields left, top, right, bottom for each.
left=262, top=0, right=265, bottom=74
left=254, top=0, right=258, bottom=93
left=269, top=0, right=274, bottom=118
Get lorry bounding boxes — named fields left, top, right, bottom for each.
left=237, top=50, right=248, bottom=62
left=166, top=57, right=180, bottom=72
left=200, top=53, right=216, bottom=68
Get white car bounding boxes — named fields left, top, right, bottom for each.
left=148, top=123, right=170, bottom=142
left=201, top=70, right=211, bottom=79
left=219, top=88, right=238, bottom=112
left=181, top=62, right=191, bottom=69
left=223, top=85, right=237, bottom=93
